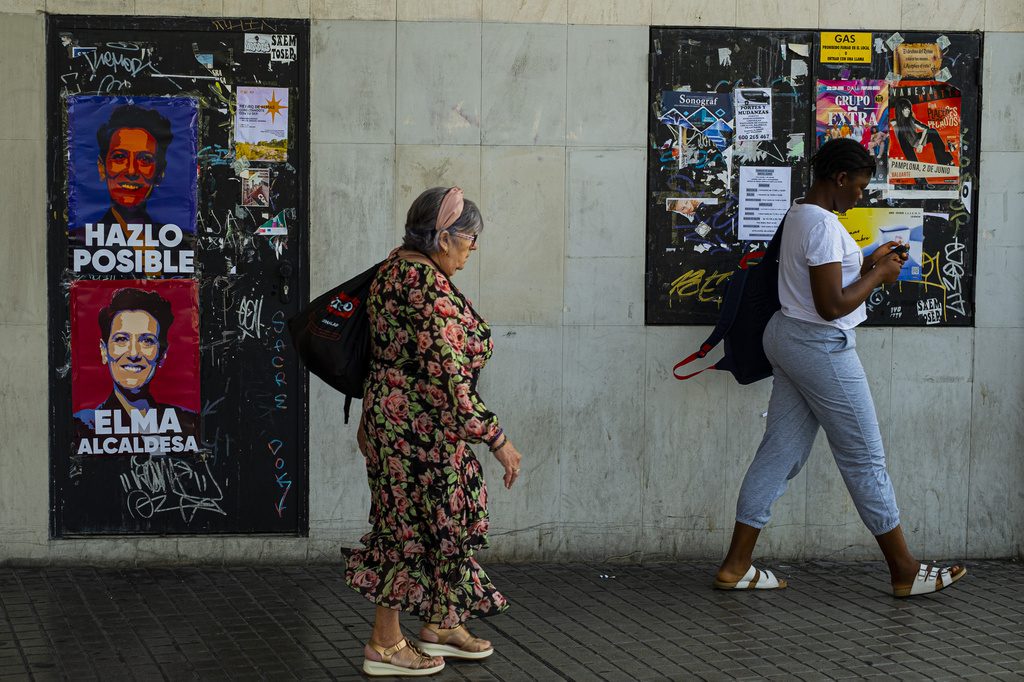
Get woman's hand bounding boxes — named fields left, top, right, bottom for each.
left=862, top=240, right=905, bottom=275
left=492, top=440, right=523, bottom=489
left=356, top=416, right=369, bottom=456
left=873, top=251, right=904, bottom=284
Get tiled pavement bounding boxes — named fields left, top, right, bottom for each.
left=0, top=560, right=1021, bottom=681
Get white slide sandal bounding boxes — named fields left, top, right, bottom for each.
left=893, top=563, right=966, bottom=598
left=714, top=564, right=788, bottom=590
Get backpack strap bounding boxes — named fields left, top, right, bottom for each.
left=672, top=350, right=718, bottom=380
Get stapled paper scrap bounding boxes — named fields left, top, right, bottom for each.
left=937, top=35, right=951, bottom=51
left=934, top=67, right=952, bottom=82
left=885, top=32, right=905, bottom=51
left=960, top=180, right=972, bottom=214
left=270, top=35, right=297, bottom=63
left=244, top=34, right=272, bottom=54
left=735, top=88, right=773, bottom=142
left=241, top=168, right=270, bottom=207
left=256, top=211, right=288, bottom=236
left=789, top=43, right=810, bottom=58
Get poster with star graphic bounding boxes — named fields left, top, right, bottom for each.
left=234, top=86, right=289, bottom=161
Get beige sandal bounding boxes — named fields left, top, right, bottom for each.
left=362, top=637, right=445, bottom=677
left=415, top=624, right=494, bottom=660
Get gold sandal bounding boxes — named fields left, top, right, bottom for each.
left=416, top=624, right=494, bottom=660
left=362, top=637, right=445, bottom=677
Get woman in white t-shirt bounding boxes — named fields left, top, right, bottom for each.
left=714, top=139, right=966, bottom=598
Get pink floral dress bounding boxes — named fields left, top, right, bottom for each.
left=342, top=254, right=509, bottom=627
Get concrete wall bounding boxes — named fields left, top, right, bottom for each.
left=1, top=0, right=1021, bottom=564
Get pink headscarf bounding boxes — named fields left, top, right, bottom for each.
left=435, top=187, right=464, bottom=231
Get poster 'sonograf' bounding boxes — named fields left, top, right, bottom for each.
left=659, top=91, right=734, bottom=175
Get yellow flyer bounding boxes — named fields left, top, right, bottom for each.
left=836, top=207, right=923, bottom=281
left=820, top=32, right=872, bottom=64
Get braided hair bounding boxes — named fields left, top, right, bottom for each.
left=809, top=138, right=875, bottom=180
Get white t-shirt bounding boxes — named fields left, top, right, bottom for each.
left=778, top=200, right=867, bottom=330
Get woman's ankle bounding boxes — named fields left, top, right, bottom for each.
left=887, top=558, right=923, bottom=584
left=717, top=557, right=753, bottom=579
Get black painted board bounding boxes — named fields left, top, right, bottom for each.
left=815, top=30, right=980, bottom=325
left=647, top=28, right=815, bottom=325
left=47, top=16, right=310, bottom=535
left=646, top=28, right=981, bottom=327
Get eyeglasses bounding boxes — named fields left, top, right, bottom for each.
left=450, top=231, right=479, bottom=245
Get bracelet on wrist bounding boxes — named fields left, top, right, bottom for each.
left=488, top=435, right=508, bottom=452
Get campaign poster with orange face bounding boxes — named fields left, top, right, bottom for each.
left=66, top=95, right=198, bottom=276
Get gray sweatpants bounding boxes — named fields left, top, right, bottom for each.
left=735, top=312, right=901, bottom=536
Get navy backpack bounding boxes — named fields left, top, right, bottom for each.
left=673, top=215, right=787, bottom=385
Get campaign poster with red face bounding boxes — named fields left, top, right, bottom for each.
left=71, top=279, right=200, bottom=456
left=66, top=95, right=199, bottom=277
left=887, top=81, right=961, bottom=193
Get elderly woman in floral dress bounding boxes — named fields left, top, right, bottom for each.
left=345, top=187, right=523, bottom=677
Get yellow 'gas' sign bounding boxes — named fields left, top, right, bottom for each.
left=820, top=32, right=872, bottom=64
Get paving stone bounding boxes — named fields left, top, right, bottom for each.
left=0, top=562, right=1020, bottom=679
